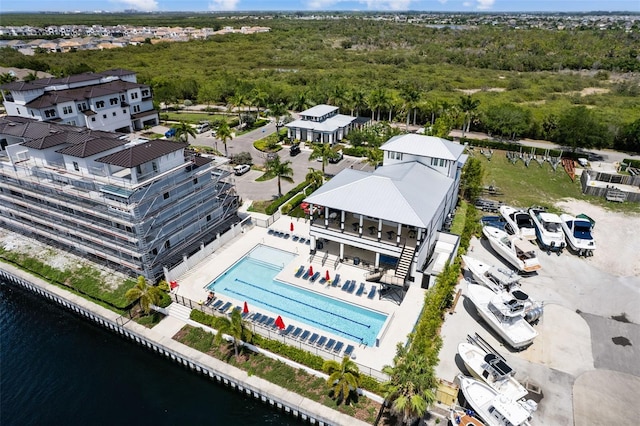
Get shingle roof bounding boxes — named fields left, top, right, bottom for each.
left=381, top=134, right=465, bottom=161
left=304, top=162, right=453, bottom=228
left=96, top=140, right=187, bottom=168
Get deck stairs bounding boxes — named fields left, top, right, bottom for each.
left=166, top=302, right=192, bottom=322
left=394, top=245, right=415, bottom=281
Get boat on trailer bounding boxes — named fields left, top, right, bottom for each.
left=466, top=280, right=538, bottom=350
left=458, top=341, right=528, bottom=400
left=456, top=374, right=537, bottom=426
left=482, top=226, right=542, bottom=273
left=498, top=206, right=536, bottom=241
left=450, top=406, right=486, bottom=426
left=559, top=213, right=596, bottom=257
left=461, top=255, right=543, bottom=323
left=528, top=207, right=566, bottom=253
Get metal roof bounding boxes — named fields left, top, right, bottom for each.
left=304, top=162, right=453, bottom=228
left=96, top=140, right=187, bottom=168
left=25, top=80, right=147, bottom=109
left=285, top=114, right=357, bottom=133
left=56, top=137, right=128, bottom=158
left=300, top=104, right=338, bottom=118
left=0, top=69, right=137, bottom=91
left=381, top=134, right=465, bottom=161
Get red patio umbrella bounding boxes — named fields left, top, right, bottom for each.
left=290, top=222, right=294, bottom=232
left=243, top=301, right=249, bottom=314
left=275, top=315, right=285, bottom=330
left=325, top=270, right=330, bottom=281
left=309, top=265, right=314, bottom=276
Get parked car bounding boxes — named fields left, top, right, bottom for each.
left=164, top=128, right=176, bottom=138
left=267, top=152, right=279, bottom=161
left=233, top=164, right=251, bottom=176
left=195, top=122, right=210, bottom=134
left=289, top=144, right=301, bottom=156
left=328, top=150, right=344, bottom=163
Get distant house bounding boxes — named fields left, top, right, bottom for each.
left=304, top=134, right=467, bottom=288
left=285, top=104, right=367, bottom=145
left=0, top=69, right=159, bottom=133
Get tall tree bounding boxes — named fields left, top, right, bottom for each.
left=125, top=276, right=161, bottom=315
left=322, top=356, right=361, bottom=405
left=266, top=155, right=294, bottom=196
left=174, top=121, right=196, bottom=143
left=228, top=92, right=248, bottom=127
left=401, top=85, right=421, bottom=130
left=309, top=143, right=335, bottom=174
left=212, top=308, right=253, bottom=358
left=554, top=106, right=610, bottom=152
left=347, top=88, right=366, bottom=117
left=459, top=157, right=484, bottom=201
left=305, top=167, right=325, bottom=190
left=459, top=95, right=480, bottom=137
left=483, top=103, right=532, bottom=141
left=215, top=120, right=233, bottom=156
left=289, top=90, right=313, bottom=112
left=0, top=73, right=17, bottom=84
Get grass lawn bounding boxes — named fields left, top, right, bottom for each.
left=163, top=112, right=229, bottom=124
left=474, top=150, right=640, bottom=214
left=449, top=200, right=468, bottom=235
left=174, top=325, right=380, bottom=424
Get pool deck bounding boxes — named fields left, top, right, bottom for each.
left=171, top=214, right=427, bottom=375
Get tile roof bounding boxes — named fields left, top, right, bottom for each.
left=56, top=137, right=129, bottom=158
left=96, top=140, right=187, bottom=168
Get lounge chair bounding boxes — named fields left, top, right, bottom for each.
left=218, top=301, right=232, bottom=313
left=292, top=327, right=303, bottom=339
left=309, top=272, right=320, bottom=283
left=284, top=233, right=290, bottom=239
left=282, top=325, right=295, bottom=335
left=305, top=240, right=311, bottom=245
left=344, top=344, right=355, bottom=358
left=294, top=265, right=305, bottom=278
left=333, top=341, right=344, bottom=354
left=319, top=276, right=327, bottom=285
left=264, top=317, right=275, bottom=328
left=299, top=238, right=306, bottom=244
left=356, top=282, right=366, bottom=296
left=316, top=336, right=327, bottom=347
left=259, top=315, right=270, bottom=325
left=332, top=274, right=341, bottom=287
left=292, top=235, right=299, bottom=241
left=367, top=285, right=377, bottom=299
left=302, top=270, right=311, bottom=280
left=268, top=229, right=275, bottom=235
left=251, top=313, right=263, bottom=323
left=211, top=299, right=224, bottom=310
left=347, top=281, right=356, bottom=293
left=308, top=333, right=319, bottom=345
left=342, top=280, right=351, bottom=291
left=325, top=338, right=336, bottom=351
left=299, top=330, right=310, bottom=342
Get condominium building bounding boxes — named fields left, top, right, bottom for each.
left=0, top=117, right=239, bottom=281
left=0, top=69, right=158, bottom=133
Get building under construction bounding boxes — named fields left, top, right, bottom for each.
left=0, top=116, right=239, bottom=281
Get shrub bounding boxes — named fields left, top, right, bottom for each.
left=190, top=309, right=215, bottom=325
left=230, top=151, right=253, bottom=165
left=342, top=146, right=368, bottom=157
left=265, top=180, right=309, bottom=215
left=283, top=193, right=307, bottom=214
left=157, top=291, right=172, bottom=308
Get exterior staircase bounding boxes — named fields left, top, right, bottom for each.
left=166, top=302, right=192, bottom=322
left=394, top=245, right=415, bottom=281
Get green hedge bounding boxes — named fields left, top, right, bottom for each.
left=622, top=158, right=640, bottom=169
left=190, top=309, right=214, bottom=325
left=342, top=146, right=368, bottom=157
left=283, top=193, right=307, bottom=214
left=265, top=180, right=309, bottom=215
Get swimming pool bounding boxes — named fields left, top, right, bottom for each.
left=207, top=245, right=387, bottom=346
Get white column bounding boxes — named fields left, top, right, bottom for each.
left=340, top=210, right=345, bottom=232
left=377, top=218, right=382, bottom=240
left=311, top=235, right=316, bottom=250
left=397, top=223, right=402, bottom=244
left=324, top=206, right=329, bottom=227
left=309, top=203, right=314, bottom=224
left=375, top=252, right=380, bottom=268
left=339, top=243, right=344, bottom=260
left=359, top=214, right=363, bottom=236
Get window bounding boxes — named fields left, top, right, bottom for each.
left=103, top=114, right=107, bottom=119
left=112, top=112, right=117, bottom=117
left=120, top=95, right=126, bottom=102
left=109, top=97, right=118, bottom=105
left=77, top=102, right=87, bottom=111
left=123, top=109, right=127, bottom=114
left=136, top=165, right=142, bottom=174
left=164, top=240, right=170, bottom=249
left=131, top=92, right=138, bottom=100
left=73, top=161, right=79, bottom=171
left=152, top=162, right=158, bottom=172
left=63, top=106, right=73, bottom=114
left=439, top=158, right=445, bottom=167
left=206, top=214, right=211, bottom=222
left=44, top=109, right=56, bottom=118
left=395, top=152, right=402, bottom=160
left=91, top=117, right=96, bottom=122
left=141, top=89, right=149, bottom=97
left=163, top=192, right=169, bottom=199
left=387, top=151, right=392, bottom=159
left=193, top=178, right=198, bottom=185
left=30, top=110, right=34, bottom=116
left=96, top=101, right=105, bottom=108
left=151, top=248, right=158, bottom=255
left=16, top=108, right=21, bottom=114
left=431, top=158, right=438, bottom=166
left=133, top=105, right=141, bottom=113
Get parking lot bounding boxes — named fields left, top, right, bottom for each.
left=436, top=201, right=640, bottom=425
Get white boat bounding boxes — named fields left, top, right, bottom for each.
left=466, top=281, right=538, bottom=350
left=450, top=406, right=486, bottom=426
left=528, top=207, right=566, bottom=253
left=458, top=342, right=528, bottom=400
left=482, top=226, right=542, bottom=273
left=457, top=374, right=537, bottom=426
left=498, top=206, right=536, bottom=241
left=462, top=256, right=543, bottom=323
left=559, top=213, right=596, bottom=257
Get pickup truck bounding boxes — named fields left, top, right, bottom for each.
left=165, top=128, right=176, bottom=138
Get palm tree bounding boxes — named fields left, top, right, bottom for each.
left=228, top=92, right=247, bottom=127
left=0, top=73, right=17, bottom=84
left=266, top=155, right=294, bottom=196
left=125, top=276, right=162, bottom=315
left=305, top=167, right=324, bottom=191
left=365, top=147, right=383, bottom=168
left=348, top=88, right=366, bottom=117
left=382, top=345, right=437, bottom=425
left=215, top=120, right=233, bottom=156
left=400, top=86, right=421, bottom=130
left=174, top=121, right=196, bottom=143
left=309, top=143, right=335, bottom=174
left=459, top=95, right=481, bottom=137
left=212, top=308, right=253, bottom=358
left=322, top=356, right=361, bottom=405
left=269, top=101, right=290, bottom=138
left=289, top=90, right=313, bottom=113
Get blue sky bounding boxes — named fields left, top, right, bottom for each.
left=2, top=0, right=639, bottom=13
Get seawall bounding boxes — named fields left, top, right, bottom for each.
left=0, top=263, right=370, bottom=426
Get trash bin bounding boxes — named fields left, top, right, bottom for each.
left=354, top=257, right=360, bottom=265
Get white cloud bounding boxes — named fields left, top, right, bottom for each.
left=462, top=1, right=472, bottom=6
left=438, top=0, right=448, bottom=4
left=476, top=0, right=495, bottom=10
left=112, top=0, right=158, bottom=11
left=306, top=0, right=414, bottom=11
left=208, top=0, right=240, bottom=11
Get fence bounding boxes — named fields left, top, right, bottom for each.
left=176, top=292, right=389, bottom=383
left=0, top=267, right=358, bottom=426
left=580, top=171, right=640, bottom=203
left=163, top=216, right=253, bottom=282
left=252, top=210, right=281, bottom=228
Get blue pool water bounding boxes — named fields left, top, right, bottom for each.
left=207, top=245, right=387, bottom=346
